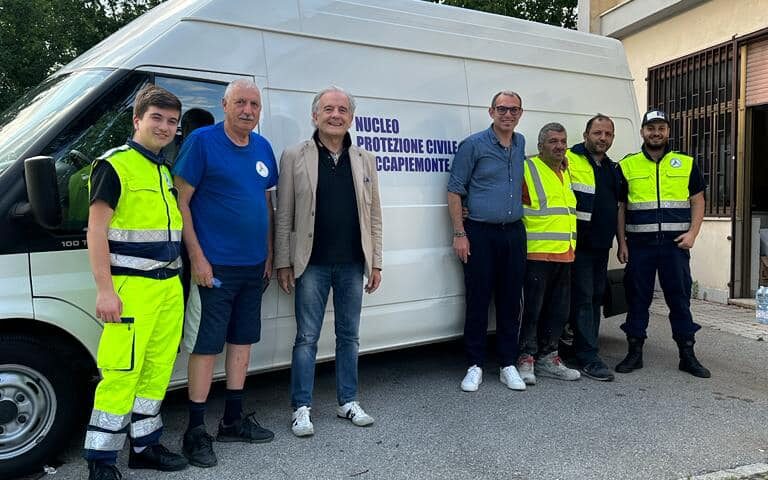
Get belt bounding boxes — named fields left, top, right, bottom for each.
left=466, top=218, right=523, bottom=230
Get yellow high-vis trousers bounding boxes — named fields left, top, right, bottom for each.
left=84, top=275, right=183, bottom=456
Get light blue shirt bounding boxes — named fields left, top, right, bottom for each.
left=447, top=125, right=525, bottom=223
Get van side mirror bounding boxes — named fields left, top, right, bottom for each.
left=24, top=156, right=62, bottom=230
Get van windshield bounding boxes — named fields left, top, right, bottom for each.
left=0, top=69, right=112, bottom=176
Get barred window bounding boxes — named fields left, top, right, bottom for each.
left=647, top=43, right=734, bottom=216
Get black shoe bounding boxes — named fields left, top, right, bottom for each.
left=615, top=336, right=644, bottom=373
left=217, top=412, right=275, bottom=444
left=182, top=425, right=217, bottom=468
left=88, top=462, right=122, bottom=480
left=582, top=361, right=615, bottom=381
left=677, top=341, right=711, bottom=378
left=128, top=444, right=188, bottom=472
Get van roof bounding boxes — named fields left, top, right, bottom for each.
left=61, top=0, right=631, bottom=80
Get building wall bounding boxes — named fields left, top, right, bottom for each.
left=690, top=219, right=731, bottom=303
left=593, top=0, right=768, bottom=301
left=617, top=0, right=768, bottom=112
left=589, top=0, right=624, bottom=34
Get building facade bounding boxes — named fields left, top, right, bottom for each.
left=582, top=0, right=768, bottom=302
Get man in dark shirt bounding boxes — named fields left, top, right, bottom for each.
left=275, top=87, right=382, bottom=436
left=615, top=110, right=710, bottom=378
left=565, top=115, right=620, bottom=381
left=447, top=91, right=527, bottom=393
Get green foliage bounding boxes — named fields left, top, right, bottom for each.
left=0, top=0, right=164, bottom=111
left=428, top=0, right=577, bottom=29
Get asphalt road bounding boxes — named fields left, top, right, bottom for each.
left=33, top=308, right=768, bottom=480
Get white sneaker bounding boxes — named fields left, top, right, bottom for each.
left=517, top=354, right=537, bottom=385
left=460, top=365, right=483, bottom=392
left=499, top=365, right=526, bottom=391
left=291, top=406, right=314, bottom=437
left=337, top=401, right=374, bottom=427
left=535, top=351, right=581, bottom=381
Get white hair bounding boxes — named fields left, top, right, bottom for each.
left=224, top=78, right=260, bottom=101
left=311, top=86, right=357, bottom=115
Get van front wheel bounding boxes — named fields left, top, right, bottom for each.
left=0, top=334, right=80, bottom=478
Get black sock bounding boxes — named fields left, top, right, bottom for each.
left=188, top=400, right=206, bottom=430
left=223, top=389, right=244, bottom=425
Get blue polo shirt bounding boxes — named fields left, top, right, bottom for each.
left=447, top=125, right=525, bottom=223
left=172, top=122, right=278, bottom=266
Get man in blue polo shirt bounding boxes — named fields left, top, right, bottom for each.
left=173, top=79, right=277, bottom=468
left=447, top=90, right=527, bottom=393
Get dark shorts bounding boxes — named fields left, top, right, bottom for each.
left=183, top=263, right=266, bottom=354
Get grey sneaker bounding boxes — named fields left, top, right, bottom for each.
left=535, top=351, right=581, bottom=381
left=517, top=354, right=536, bottom=385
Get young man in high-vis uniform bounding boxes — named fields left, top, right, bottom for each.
left=517, top=123, right=581, bottom=385
left=565, top=115, right=620, bottom=382
left=615, top=110, right=710, bottom=378
left=83, top=85, right=188, bottom=479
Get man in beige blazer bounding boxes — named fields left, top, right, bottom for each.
left=275, top=86, right=382, bottom=437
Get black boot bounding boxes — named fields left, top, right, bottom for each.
left=615, top=336, right=644, bottom=373
left=88, top=462, right=122, bottom=480
left=677, top=340, right=711, bottom=378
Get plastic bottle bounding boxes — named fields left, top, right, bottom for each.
left=757, top=285, right=768, bottom=325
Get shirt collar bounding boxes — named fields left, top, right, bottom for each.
left=486, top=124, right=519, bottom=148
left=570, top=142, right=612, bottom=165
left=127, top=138, right=165, bottom=165
left=313, top=130, right=352, bottom=152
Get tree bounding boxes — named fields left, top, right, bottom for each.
left=427, top=0, right=577, bottom=29
left=0, top=0, right=164, bottom=112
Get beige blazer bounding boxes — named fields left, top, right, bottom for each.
left=274, top=139, right=383, bottom=279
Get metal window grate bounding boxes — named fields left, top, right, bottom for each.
left=648, top=43, right=734, bottom=217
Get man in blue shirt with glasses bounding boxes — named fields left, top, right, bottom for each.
left=447, top=90, right=527, bottom=393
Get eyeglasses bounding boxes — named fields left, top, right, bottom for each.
left=494, top=106, right=523, bottom=115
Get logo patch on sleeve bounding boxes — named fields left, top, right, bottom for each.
left=256, top=161, right=269, bottom=177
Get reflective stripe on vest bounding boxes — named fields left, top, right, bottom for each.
left=90, top=146, right=183, bottom=277
left=625, top=222, right=691, bottom=233
left=522, top=156, right=577, bottom=254
left=566, top=149, right=596, bottom=223
left=619, top=150, right=692, bottom=238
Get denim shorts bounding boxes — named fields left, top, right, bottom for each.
left=183, top=263, right=266, bottom=354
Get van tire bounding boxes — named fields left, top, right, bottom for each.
left=0, top=334, right=81, bottom=478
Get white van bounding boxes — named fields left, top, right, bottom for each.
left=0, top=0, right=639, bottom=475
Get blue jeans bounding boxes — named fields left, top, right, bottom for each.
left=290, top=263, right=363, bottom=408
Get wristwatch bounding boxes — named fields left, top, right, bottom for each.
left=453, top=231, right=467, bottom=238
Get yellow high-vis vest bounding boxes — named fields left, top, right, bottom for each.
left=566, top=149, right=596, bottom=222
left=91, top=145, right=183, bottom=278
left=619, top=150, right=692, bottom=237
left=523, top=156, right=577, bottom=254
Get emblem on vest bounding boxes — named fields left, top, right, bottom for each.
left=162, top=170, right=173, bottom=189
left=256, top=161, right=269, bottom=178
left=670, top=157, right=682, bottom=168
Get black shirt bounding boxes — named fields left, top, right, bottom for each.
left=571, top=143, right=621, bottom=250
left=308, top=131, right=364, bottom=266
